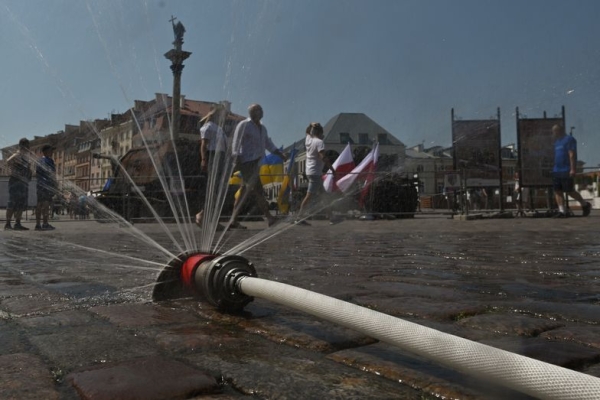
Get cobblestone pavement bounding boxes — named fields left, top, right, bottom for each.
left=1, top=212, right=599, bottom=399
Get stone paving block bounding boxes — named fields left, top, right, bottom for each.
left=540, top=325, right=600, bottom=349
left=499, top=300, right=600, bottom=324
left=457, top=313, right=565, bottom=336
left=0, top=353, right=59, bottom=400
left=354, top=295, right=488, bottom=321
left=90, top=302, right=203, bottom=327
left=0, top=321, right=26, bottom=355
left=195, top=302, right=377, bottom=353
left=0, top=282, right=49, bottom=299
left=28, top=326, right=157, bottom=370
left=0, top=292, right=71, bottom=316
left=18, top=272, right=71, bottom=284
left=0, top=256, right=18, bottom=265
left=17, top=309, right=98, bottom=329
left=359, top=280, right=473, bottom=302
left=194, top=301, right=278, bottom=323
left=68, top=356, right=220, bottom=400
left=584, top=363, right=600, bottom=378
left=140, top=322, right=246, bottom=353
left=479, top=337, right=600, bottom=370
left=185, top=343, right=421, bottom=399
left=237, top=313, right=377, bottom=353
left=44, top=281, right=117, bottom=299
left=500, top=282, right=598, bottom=302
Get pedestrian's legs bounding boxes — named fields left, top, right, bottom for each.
left=249, top=178, right=275, bottom=224
left=230, top=185, right=249, bottom=224
left=35, top=202, right=42, bottom=225
left=14, top=209, right=24, bottom=225
left=42, top=200, right=51, bottom=225
left=554, top=189, right=564, bottom=209
left=567, top=191, right=586, bottom=204
left=296, top=191, right=313, bottom=220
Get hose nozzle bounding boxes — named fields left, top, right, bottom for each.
left=153, top=252, right=256, bottom=312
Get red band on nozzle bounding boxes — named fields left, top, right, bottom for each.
left=180, top=253, right=217, bottom=289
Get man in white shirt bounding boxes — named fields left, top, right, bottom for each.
left=294, top=123, right=334, bottom=225
left=229, top=104, right=286, bottom=229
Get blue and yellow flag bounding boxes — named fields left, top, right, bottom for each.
left=277, top=146, right=297, bottom=214
left=259, top=151, right=284, bottom=185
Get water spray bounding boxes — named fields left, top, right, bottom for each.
left=153, top=254, right=600, bottom=399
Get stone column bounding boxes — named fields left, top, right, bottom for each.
left=164, top=19, right=191, bottom=141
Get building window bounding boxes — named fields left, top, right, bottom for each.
left=358, top=133, right=369, bottom=145
left=377, top=133, right=389, bottom=145
left=339, top=133, right=353, bottom=144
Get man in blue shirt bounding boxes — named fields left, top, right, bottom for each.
left=552, top=124, right=591, bottom=217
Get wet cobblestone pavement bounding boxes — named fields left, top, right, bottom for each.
left=1, top=213, right=599, bottom=399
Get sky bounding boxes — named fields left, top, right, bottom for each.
left=1, top=0, right=599, bottom=167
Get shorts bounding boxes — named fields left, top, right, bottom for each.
left=307, top=175, right=324, bottom=194
left=8, top=182, right=29, bottom=210
left=37, top=188, right=54, bottom=203
left=238, top=159, right=262, bottom=191
left=553, top=174, right=574, bottom=193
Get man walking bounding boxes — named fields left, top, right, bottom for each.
left=5, top=138, right=32, bottom=231
left=35, top=145, right=57, bottom=230
left=552, top=124, right=591, bottom=218
left=230, top=104, right=286, bottom=229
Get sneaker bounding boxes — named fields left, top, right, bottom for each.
left=294, top=220, right=311, bottom=226
left=4, top=223, right=12, bottom=231
left=13, top=223, right=29, bottom=231
left=35, top=224, right=43, bottom=231
left=42, top=223, right=56, bottom=230
left=582, top=202, right=592, bottom=217
left=553, top=212, right=567, bottom=218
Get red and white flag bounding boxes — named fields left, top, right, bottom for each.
left=337, top=143, right=379, bottom=193
left=359, top=142, right=379, bottom=207
left=323, top=143, right=355, bottom=193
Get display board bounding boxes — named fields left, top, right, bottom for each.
left=452, top=120, right=501, bottom=187
left=517, top=118, right=562, bottom=187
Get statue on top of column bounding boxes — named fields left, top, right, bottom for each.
left=170, top=16, right=186, bottom=45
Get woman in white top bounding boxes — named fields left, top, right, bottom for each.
left=295, top=122, right=335, bottom=225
